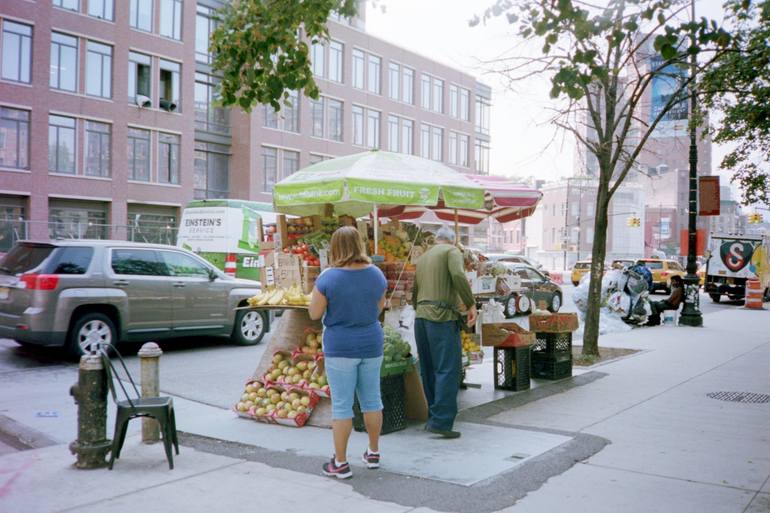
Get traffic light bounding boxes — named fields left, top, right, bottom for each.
left=626, top=216, right=641, bottom=227
left=748, top=213, right=764, bottom=224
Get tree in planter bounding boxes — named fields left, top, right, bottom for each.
left=209, top=0, right=357, bottom=112
left=701, top=0, right=769, bottom=205
left=476, top=0, right=730, bottom=355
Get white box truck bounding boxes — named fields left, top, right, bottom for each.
left=704, top=234, right=770, bottom=303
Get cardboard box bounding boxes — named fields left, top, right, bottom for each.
left=472, top=275, right=496, bottom=294
left=528, top=313, right=579, bottom=333
left=481, top=322, right=535, bottom=347
left=301, top=264, right=321, bottom=294
left=274, top=253, right=302, bottom=288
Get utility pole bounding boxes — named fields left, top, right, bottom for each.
left=562, top=178, right=571, bottom=271
left=680, top=0, right=704, bottom=327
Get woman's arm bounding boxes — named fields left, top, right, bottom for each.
left=308, top=287, right=327, bottom=320
left=378, top=292, right=387, bottom=312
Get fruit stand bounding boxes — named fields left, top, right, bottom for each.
left=233, top=151, right=549, bottom=430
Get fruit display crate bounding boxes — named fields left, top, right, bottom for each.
left=493, top=346, right=531, bottom=391
left=531, top=352, right=572, bottom=380
left=353, top=374, right=407, bottom=435
left=532, top=332, right=572, bottom=356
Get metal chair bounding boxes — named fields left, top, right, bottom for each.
left=99, top=345, right=179, bottom=470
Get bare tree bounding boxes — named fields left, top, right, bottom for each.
left=475, top=0, right=731, bottom=355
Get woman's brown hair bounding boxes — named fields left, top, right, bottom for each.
left=330, top=226, right=371, bottom=268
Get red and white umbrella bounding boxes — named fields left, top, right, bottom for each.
left=378, top=174, right=542, bottom=225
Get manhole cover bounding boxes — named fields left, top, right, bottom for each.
left=706, top=392, right=770, bottom=404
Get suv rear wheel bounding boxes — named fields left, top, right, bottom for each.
left=67, top=312, right=117, bottom=360
left=232, top=309, right=266, bottom=345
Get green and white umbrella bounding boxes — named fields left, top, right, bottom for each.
left=272, top=150, right=486, bottom=218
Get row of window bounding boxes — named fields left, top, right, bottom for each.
left=0, top=106, right=181, bottom=184
left=261, top=95, right=490, bottom=173
left=0, top=105, right=231, bottom=197
left=310, top=42, right=473, bottom=121
left=53, top=0, right=183, bottom=41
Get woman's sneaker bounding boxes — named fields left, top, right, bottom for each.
left=362, top=449, right=380, bottom=469
left=322, top=457, right=352, bottom=479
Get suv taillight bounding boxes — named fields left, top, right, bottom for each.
left=20, top=274, right=60, bottom=290
left=660, top=271, right=669, bottom=277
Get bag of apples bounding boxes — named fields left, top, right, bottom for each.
left=233, top=379, right=275, bottom=424
left=266, top=384, right=320, bottom=427
left=292, top=328, right=323, bottom=359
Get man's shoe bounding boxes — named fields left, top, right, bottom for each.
left=362, top=449, right=380, bottom=469
left=427, top=427, right=461, bottom=439
left=322, top=457, right=352, bottom=479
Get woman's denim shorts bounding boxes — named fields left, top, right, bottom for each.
left=324, top=356, right=383, bottom=420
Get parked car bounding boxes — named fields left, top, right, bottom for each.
left=0, top=240, right=266, bottom=360
left=484, top=253, right=550, bottom=277
left=635, top=258, right=686, bottom=293
left=498, top=263, right=562, bottom=317
left=571, top=260, right=592, bottom=286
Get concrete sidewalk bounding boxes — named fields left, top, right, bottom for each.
left=1, top=305, right=768, bottom=513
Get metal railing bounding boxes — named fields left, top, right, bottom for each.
left=0, top=220, right=179, bottom=251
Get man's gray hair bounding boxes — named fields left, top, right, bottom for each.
left=435, top=225, right=456, bottom=243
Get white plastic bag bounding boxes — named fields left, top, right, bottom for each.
left=482, top=299, right=505, bottom=323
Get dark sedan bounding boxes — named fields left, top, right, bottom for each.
left=497, top=263, right=563, bottom=317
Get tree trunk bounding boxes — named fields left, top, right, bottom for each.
left=582, top=180, right=611, bottom=357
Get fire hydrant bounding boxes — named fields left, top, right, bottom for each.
left=69, top=353, right=111, bottom=468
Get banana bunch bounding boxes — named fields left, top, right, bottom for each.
left=285, top=284, right=312, bottom=306
left=246, top=285, right=313, bottom=307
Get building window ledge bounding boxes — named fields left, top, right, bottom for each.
left=0, top=167, right=31, bottom=174
left=49, top=172, right=112, bottom=181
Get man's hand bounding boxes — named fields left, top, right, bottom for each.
left=466, top=305, right=478, bottom=327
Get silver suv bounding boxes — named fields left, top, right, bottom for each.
left=0, top=240, right=267, bottom=359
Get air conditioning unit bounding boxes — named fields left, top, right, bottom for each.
left=159, top=99, right=177, bottom=112
left=135, top=95, right=151, bottom=108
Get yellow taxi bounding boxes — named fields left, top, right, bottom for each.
left=570, top=260, right=592, bottom=286
left=635, top=258, right=686, bottom=293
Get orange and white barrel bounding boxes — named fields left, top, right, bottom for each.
left=224, top=253, right=237, bottom=277
left=745, top=278, right=764, bottom=310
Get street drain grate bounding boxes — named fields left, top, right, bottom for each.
left=706, top=392, right=770, bottom=404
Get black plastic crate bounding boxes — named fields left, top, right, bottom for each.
left=531, top=352, right=573, bottom=380
left=493, top=346, right=531, bottom=391
left=353, top=374, right=407, bottom=435
left=532, top=332, right=572, bottom=355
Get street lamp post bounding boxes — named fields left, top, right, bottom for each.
left=680, top=0, right=703, bottom=327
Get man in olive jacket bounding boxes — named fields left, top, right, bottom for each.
left=412, top=226, right=477, bottom=438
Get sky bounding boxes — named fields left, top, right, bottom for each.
left=365, top=0, right=733, bottom=190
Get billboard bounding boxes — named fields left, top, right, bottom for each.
left=649, top=54, right=689, bottom=137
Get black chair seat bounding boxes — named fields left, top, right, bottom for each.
left=100, top=346, right=179, bottom=470
left=116, top=396, right=172, bottom=408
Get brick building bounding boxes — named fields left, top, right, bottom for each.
left=0, top=1, right=491, bottom=252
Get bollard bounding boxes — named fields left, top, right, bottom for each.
left=69, top=353, right=111, bottom=469
left=138, top=342, right=163, bottom=443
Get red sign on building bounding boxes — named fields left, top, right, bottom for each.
left=698, top=176, right=720, bottom=216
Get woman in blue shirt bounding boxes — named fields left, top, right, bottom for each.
left=309, top=226, right=387, bottom=479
